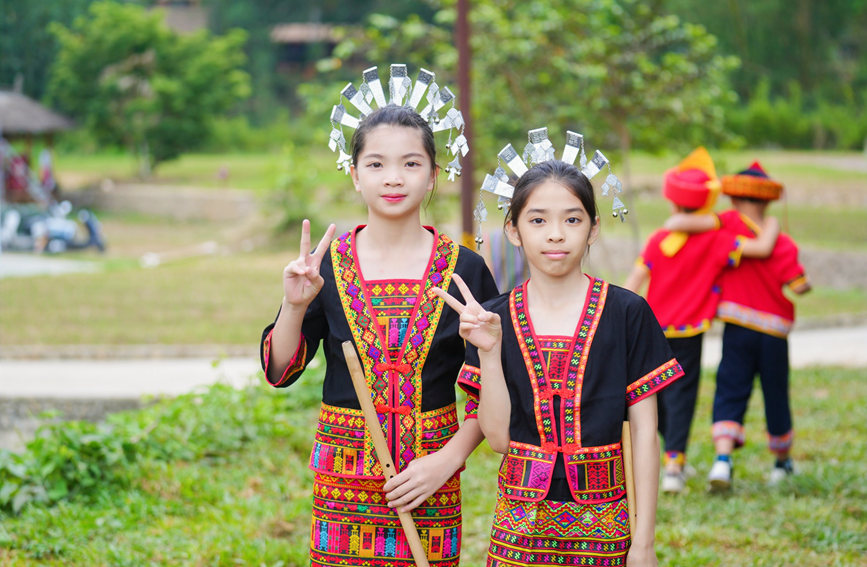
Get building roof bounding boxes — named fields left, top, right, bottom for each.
left=0, top=91, right=74, bottom=135
left=270, top=23, right=338, bottom=44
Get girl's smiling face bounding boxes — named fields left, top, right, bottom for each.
left=350, top=124, right=436, bottom=221
left=506, top=179, right=599, bottom=279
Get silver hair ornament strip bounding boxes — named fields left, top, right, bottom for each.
left=388, top=64, right=411, bottom=105
left=481, top=173, right=515, bottom=198
left=341, top=84, right=374, bottom=117
left=362, top=66, right=387, bottom=108
left=419, top=85, right=455, bottom=122
left=407, top=68, right=434, bottom=109
left=331, top=104, right=360, bottom=129
left=581, top=150, right=608, bottom=179
left=498, top=144, right=529, bottom=177
left=523, top=127, right=555, bottom=166
left=561, top=131, right=585, bottom=166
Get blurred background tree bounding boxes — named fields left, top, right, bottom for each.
left=46, top=1, right=250, bottom=176
left=2, top=0, right=866, bottom=159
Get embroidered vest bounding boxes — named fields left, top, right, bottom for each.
left=499, top=279, right=627, bottom=504
left=312, top=228, right=460, bottom=479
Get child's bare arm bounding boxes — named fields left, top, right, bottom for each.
left=623, top=263, right=650, bottom=295
left=663, top=212, right=717, bottom=233
left=626, top=395, right=660, bottom=566
left=477, top=344, right=510, bottom=453
left=433, top=275, right=510, bottom=453
left=740, top=216, right=780, bottom=258
left=789, top=273, right=812, bottom=295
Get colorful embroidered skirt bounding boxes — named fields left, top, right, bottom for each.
left=486, top=493, right=630, bottom=566
left=311, top=473, right=462, bottom=566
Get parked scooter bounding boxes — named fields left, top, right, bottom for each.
left=0, top=201, right=106, bottom=254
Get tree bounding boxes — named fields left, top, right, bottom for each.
left=662, top=0, right=867, bottom=104
left=325, top=0, right=737, bottom=167
left=47, top=1, right=250, bottom=175
left=0, top=0, right=95, bottom=100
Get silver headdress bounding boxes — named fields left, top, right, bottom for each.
left=475, top=127, right=628, bottom=245
left=328, top=64, right=469, bottom=181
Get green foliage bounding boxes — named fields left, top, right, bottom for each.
left=325, top=0, right=739, bottom=158
left=725, top=80, right=867, bottom=150
left=0, top=375, right=320, bottom=516
left=2, top=366, right=866, bottom=564
left=47, top=1, right=251, bottom=174
left=0, top=0, right=95, bottom=100
left=662, top=0, right=867, bottom=104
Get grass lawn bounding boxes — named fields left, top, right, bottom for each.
left=54, top=150, right=350, bottom=194
left=2, top=147, right=864, bottom=347
left=1, top=364, right=865, bottom=565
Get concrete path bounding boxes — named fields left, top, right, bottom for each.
left=0, top=252, right=99, bottom=278
left=0, top=326, right=863, bottom=401
left=701, top=323, right=867, bottom=369
left=0, top=357, right=264, bottom=398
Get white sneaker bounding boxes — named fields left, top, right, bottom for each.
left=708, top=459, right=732, bottom=493
left=661, top=471, right=685, bottom=493
left=768, top=459, right=795, bottom=486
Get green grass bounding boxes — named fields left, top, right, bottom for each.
left=55, top=149, right=353, bottom=194
left=0, top=251, right=283, bottom=346
left=1, top=365, right=865, bottom=565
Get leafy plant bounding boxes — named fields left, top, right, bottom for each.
left=0, top=372, right=321, bottom=515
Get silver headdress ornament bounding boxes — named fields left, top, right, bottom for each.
left=328, top=64, right=469, bottom=181
left=475, top=127, right=628, bottom=245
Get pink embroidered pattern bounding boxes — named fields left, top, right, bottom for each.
left=332, top=229, right=458, bottom=473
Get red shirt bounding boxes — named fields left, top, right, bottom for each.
left=716, top=210, right=807, bottom=337
left=639, top=229, right=743, bottom=337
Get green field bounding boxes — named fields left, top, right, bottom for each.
left=1, top=364, right=864, bottom=565
left=5, top=147, right=866, bottom=346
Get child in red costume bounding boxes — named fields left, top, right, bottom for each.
left=665, top=162, right=811, bottom=491
left=624, top=148, right=779, bottom=494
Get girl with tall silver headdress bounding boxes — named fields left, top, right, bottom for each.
left=436, top=127, right=684, bottom=566
left=260, top=64, right=497, bottom=567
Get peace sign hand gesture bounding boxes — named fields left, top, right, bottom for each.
left=433, top=273, right=502, bottom=353
left=283, top=219, right=337, bottom=308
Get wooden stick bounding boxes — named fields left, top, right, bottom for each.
left=622, top=421, right=637, bottom=536
left=342, top=341, right=431, bottom=567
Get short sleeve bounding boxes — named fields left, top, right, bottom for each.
left=775, top=237, right=808, bottom=288
left=457, top=342, right=481, bottom=419
left=624, top=296, right=684, bottom=405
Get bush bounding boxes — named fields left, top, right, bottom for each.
left=726, top=79, right=867, bottom=149
left=0, top=371, right=321, bottom=515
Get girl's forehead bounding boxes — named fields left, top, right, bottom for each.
left=522, top=180, right=587, bottom=209
left=363, top=124, right=425, bottom=147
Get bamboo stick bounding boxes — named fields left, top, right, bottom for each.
left=342, top=341, right=431, bottom=567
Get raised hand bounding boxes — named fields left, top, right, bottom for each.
left=283, top=219, right=336, bottom=307
left=433, top=273, right=501, bottom=352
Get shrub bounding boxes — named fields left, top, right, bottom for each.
left=0, top=372, right=321, bottom=515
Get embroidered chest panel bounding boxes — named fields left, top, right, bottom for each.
left=500, top=278, right=626, bottom=503
left=331, top=230, right=459, bottom=474
left=511, top=278, right=607, bottom=451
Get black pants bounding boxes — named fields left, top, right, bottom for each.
left=713, top=323, right=792, bottom=438
left=657, top=334, right=704, bottom=455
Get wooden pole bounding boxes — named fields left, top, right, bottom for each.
left=622, top=421, right=637, bottom=536
left=456, top=0, right=474, bottom=248
left=342, top=341, right=431, bottom=567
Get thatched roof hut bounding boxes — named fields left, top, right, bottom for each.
left=0, top=91, right=74, bottom=136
